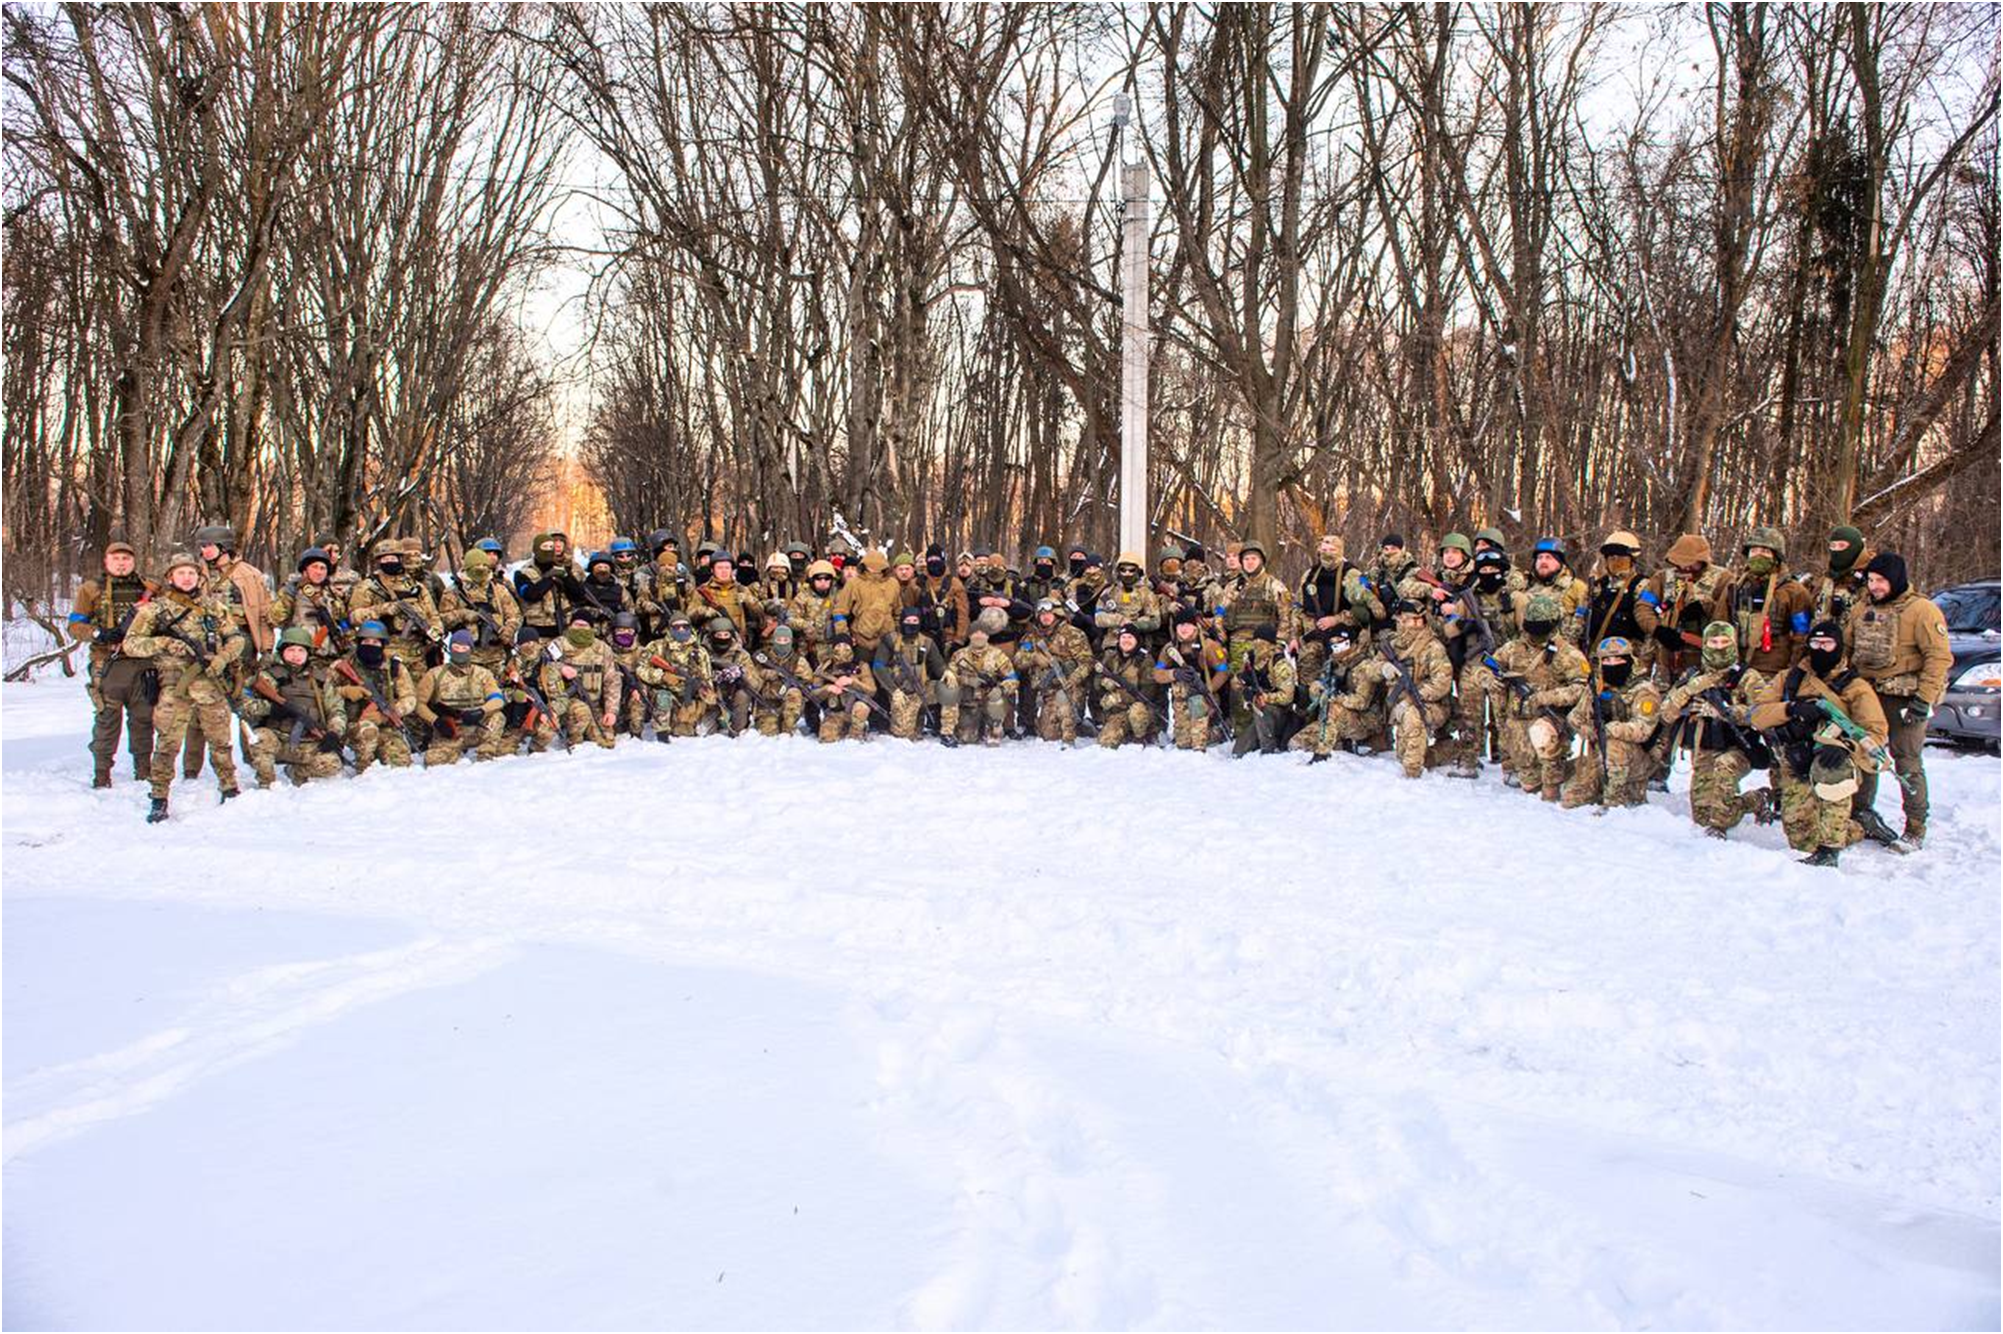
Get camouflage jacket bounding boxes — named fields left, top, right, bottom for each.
left=419, top=662, right=505, bottom=720
left=268, top=576, right=350, bottom=657
left=348, top=574, right=444, bottom=648
left=1014, top=622, right=1093, bottom=693
left=122, top=591, right=247, bottom=706
left=538, top=635, right=619, bottom=717
left=244, top=658, right=346, bottom=737
left=440, top=573, right=523, bottom=652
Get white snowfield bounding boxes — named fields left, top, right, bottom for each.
left=3, top=676, right=1998, bottom=1331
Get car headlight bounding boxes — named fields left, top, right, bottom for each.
left=1953, top=660, right=2002, bottom=692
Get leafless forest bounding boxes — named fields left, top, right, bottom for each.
left=4, top=3, right=1997, bottom=599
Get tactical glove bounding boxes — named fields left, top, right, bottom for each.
left=1786, top=697, right=1822, bottom=724
left=96, top=627, right=125, bottom=646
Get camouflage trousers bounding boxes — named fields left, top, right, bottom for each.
left=1685, top=745, right=1761, bottom=832
left=1168, top=683, right=1216, bottom=751
left=1498, top=711, right=1570, bottom=798
left=152, top=690, right=240, bottom=800
left=1560, top=735, right=1652, bottom=808
left=1097, top=699, right=1155, bottom=748
left=1034, top=683, right=1085, bottom=743
left=887, top=687, right=930, bottom=741
left=249, top=726, right=344, bottom=787
left=88, top=656, right=156, bottom=779
left=1298, top=695, right=1382, bottom=756
left=1439, top=664, right=1492, bottom=776
left=556, top=699, right=617, bottom=750
left=817, top=695, right=872, bottom=742
left=939, top=679, right=1014, bottom=743
left=1778, top=772, right=1862, bottom=853
left=423, top=716, right=508, bottom=766
left=752, top=688, right=805, bottom=738
left=1388, top=697, right=1446, bottom=778
left=506, top=700, right=559, bottom=754
left=347, top=716, right=414, bottom=773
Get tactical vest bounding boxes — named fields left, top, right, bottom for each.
left=432, top=664, right=495, bottom=710
left=1728, top=573, right=1780, bottom=657
left=93, top=574, right=151, bottom=630
left=1223, top=575, right=1280, bottom=633
left=1587, top=574, right=1649, bottom=647
left=455, top=579, right=508, bottom=647
left=1848, top=599, right=1902, bottom=676
left=1299, top=561, right=1359, bottom=621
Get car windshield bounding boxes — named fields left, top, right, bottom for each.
left=1932, top=585, right=2001, bottom=634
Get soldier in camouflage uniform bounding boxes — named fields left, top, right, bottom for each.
left=1658, top=622, right=1772, bottom=836
left=243, top=627, right=347, bottom=788
left=501, top=627, right=562, bottom=754
left=785, top=559, right=843, bottom=656
left=1155, top=606, right=1232, bottom=751
left=1365, top=536, right=1419, bottom=627
left=513, top=531, right=582, bottom=639
left=1451, top=548, right=1525, bottom=778
left=1229, top=626, right=1296, bottom=756
left=1175, top=542, right=1223, bottom=622
left=1803, top=524, right=1873, bottom=628
left=332, top=620, right=418, bottom=774
left=703, top=617, right=759, bottom=735
left=604, top=612, right=649, bottom=737
left=121, top=551, right=248, bottom=821
left=640, top=610, right=716, bottom=738
left=1291, top=624, right=1367, bottom=761
left=639, top=530, right=691, bottom=637
left=1560, top=636, right=1663, bottom=809
left=417, top=630, right=509, bottom=765
left=608, top=537, right=651, bottom=625
left=1295, top=533, right=1382, bottom=688
left=1648, top=533, right=1729, bottom=681
left=756, top=552, right=797, bottom=636
left=1216, top=539, right=1296, bottom=733
left=69, top=539, right=159, bottom=787
left=875, top=608, right=947, bottom=741
left=1749, top=621, right=1891, bottom=866
left=810, top=633, right=877, bottom=743
left=1375, top=600, right=1455, bottom=778
left=1523, top=539, right=1589, bottom=645
left=1094, top=625, right=1162, bottom=749
left=267, top=547, right=349, bottom=663
left=940, top=610, right=1019, bottom=747
left=538, top=610, right=619, bottom=749
left=746, top=625, right=808, bottom=737
left=439, top=547, right=523, bottom=675
left=1093, top=552, right=1165, bottom=649
left=1716, top=526, right=1813, bottom=685
left=1477, top=592, right=1589, bottom=800
left=348, top=541, right=444, bottom=682
left=1017, top=599, right=1094, bottom=744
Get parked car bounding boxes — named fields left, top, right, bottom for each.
left=1929, top=578, right=2000, bottom=750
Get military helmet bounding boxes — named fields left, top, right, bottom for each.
left=192, top=524, right=235, bottom=550
left=1033, top=545, right=1057, bottom=561
left=297, top=546, right=331, bottom=573
left=1392, top=597, right=1427, bottom=618
left=358, top=619, right=390, bottom=640
left=783, top=540, right=811, bottom=559
left=765, top=550, right=789, bottom=571
left=806, top=559, right=838, bottom=579
left=163, top=550, right=201, bottom=576
left=1158, top=545, right=1185, bottom=566
left=277, top=626, right=316, bottom=652
left=667, top=610, right=693, bottom=627
left=891, top=550, right=916, bottom=568
left=475, top=537, right=504, bottom=557
left=1524, top=592, right=1562, bottom=621
left=608, top=535, right=637, bottom=555
left=645, top=528, right=675, bottom=553
left=1532, top=537, right=1567, bottom=563
left=1595, top=635, right=1635, bottom=661
left=586, top=550, right=614, bottom=571
left=1600, top=529, right=1642, bottom=555
left=1743, top=525, right=1786, bottom=558
left=974, top=607, right=1008, bottom=635
left=612, top=611, right=638, bottom=631
left=706, top=616, right=735, bottom=637
left=1115, top=550, right=1144, bottom=570
left=1474, top=527, right=1507, bottom=550
left=1440, top=532, right=1472, bottom=557
left=1238, top=538, right=1267, bottom=561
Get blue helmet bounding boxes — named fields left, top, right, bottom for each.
left=1033, top=545, right=1056, bottom=561
left=1533, top=537, right=1567, bottom=562
left=608, top=536, right=638, bottom=555
left=357, top=619, right=389, bottom=640
left=474, top=537, right=503, bottom=556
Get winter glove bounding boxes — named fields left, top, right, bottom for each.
left=1786, top=697, right=1822, bottom=724
left=1653, top=623, right=1687, bottom=651
left=1903, top=699, right=1934, bottom=725
left=1378, top=661, right=1400, bottom=682
left=457, top=707, right=487, bottom=728
left=95, top=626, right=125, bottom=646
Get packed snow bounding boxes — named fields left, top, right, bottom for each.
left=4, top=673, right=1998, bottom=1330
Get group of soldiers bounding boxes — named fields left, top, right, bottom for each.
left=70, top=520, right=1952, bottom=866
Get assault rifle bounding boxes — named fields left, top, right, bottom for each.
left=544, top=641, right=609, bottom=745
left=151, top=608, right=258, bottom=762
left=508, top=661, right=571, bottom=752
left=1166, top=642, right=1233, bottom=743
left=1479, top=653, right=1572, bottom=731
left=1092, top=658, right=1167, bottom=732
left=1815, top=696, right=1918, bottom=795
left=332, top=657, right=421, bottom=754
left=1696, top=686, right=1772, bottom=770
left=248, top=675, right=353, bottom=763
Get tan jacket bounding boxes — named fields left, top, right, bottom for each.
left=832, top=570, right=902, bottom=650
left=1750, top=664, right=1889, bottom=753
left=1843, top=589, right=1952, bottom=704
left=212, top=558, right=273, bottom=653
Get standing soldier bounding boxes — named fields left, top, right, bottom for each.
left=417, top=630, right=509, bottom=765
left=1216, top=538, right=1295, bottom=733
left=538, top=609, right=619, bottom=749
left=1178, top=541, right=1223, bottom=618
left=1749, top=621, right=1893, bottom=866
left=1580, top=531, right=1661, bottom=679
left=513, top=531, right=581, bottom=639
left=181, top=524, right=269, bottom=784
left=912, top=544, right=969, bottom=650
left=1366, top=535, right=1420, bottom=624
left=809, top=632, right=877, bottom=743
left=313, top=532, right=365, bottom=600
left=1649, top=533, right=1729, bottom=680
left=1021, top=546, right=1065, bottom=607
left=747, top=625, right=809, bottom=737
left=1229, top=626, right=1296, bottom=756
left=576, top=550, right=626, bottom=621
left=1155, top=606, right=1231, bottom=752
left=608, top=536, right=650, bottom=620
left=1471, top=529, right=1526, bottom=589
left=1804, top=524, right=1873, bottom=626
left=640, top=610, right=716, bottom=738
left=1478, top=592, right=1590, bottom=800
left=1843, top=552, right=1952, bottom=848
left=786, top=559, right=843, bottom=656
left=1016, top=599, right=1094, bottom=745
left=243, top=627, right=347, bottom=788
left=439, top=546, right=523, bottom=673
left=939, top=610, right=1019, bottom=747
left=1375, top=600, right=1455, bottom=779
left=641, top=529, right=690, bottom=635
left=70, top=538, right=159, bottom=787
left=1068, top=553, right=1110, bottom=648
left=1560, top=636, right=1662, bottom=808
left=695, top=548, right=768, bottom=645
left=1094, top=552, right=1165, bottom=648
left=875, top=607, right=947, bottom=741
left=757, top=551, right=796, bottom=634
left=1658, top=622, right=1773, bottom=837
left=1714, top=526, right=1812, bottom=688
left=831, top=549, right=902, bottom=664
left=348, top=540, right=444, bottom=686
left=1456, top=548, right=1525, bottom=778
left=965, top=551, right=1030, bottom=639
left=1095, top=624, right=1163, bottom=749
left=120, top=551, right=247, bottom=821
left=268, top=547, right=350, bottom=662
left=1523, top=538, right=1589, bottom=644
left=332, top=620, right=418, bottom=774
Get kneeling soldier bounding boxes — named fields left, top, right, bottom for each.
left=1561, top=636, right=1662, bottom=808
left=244, top=627, right=347, bottom=788
left=418, top=630, right=508, bottom=764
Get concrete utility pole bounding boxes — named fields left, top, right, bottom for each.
left=1116, top=104, right=1149, bottom=559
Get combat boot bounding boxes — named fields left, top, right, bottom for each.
left=92, top=765, right=113, bottom=789
left=1901, top=819, right=1927, bottom=849
left=1854, top=808, right=1902, bottom=850
left=219, top=787, right=239, bottom=805
left=1540, top=782, right=1562, bottom=802
left=146, top=797, right=169, bottom=824
left=1799, top=846, right=1840, bottom=868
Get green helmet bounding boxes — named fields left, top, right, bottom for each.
left=277, top=626, right=316, bottom=652
left=1239, top=538, right=1267, bottom=561
left=705, top=616, right=735, bottom=638
left=1743, top=525, right=1786, bottom=558
left=1524, top=592, right=1562, bottom=622
left=1440, top=532, right=1472, bottom=558
left=1157, top=545, right=1185, bottom=566
left=1474, top=527, right=1507, bottom=550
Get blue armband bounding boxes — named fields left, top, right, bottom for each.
left=1638, top=589, right=1661, bottom=608
left=67, top=612, right=90, bottom=625
left=1790, top=611, right=1810, bottom=634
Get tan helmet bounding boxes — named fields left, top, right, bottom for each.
left=1601, top=529, right=1642, bottom=555
left=765, top=550, right=789, bottom=571
left=806, top=559, right=838, bottom=579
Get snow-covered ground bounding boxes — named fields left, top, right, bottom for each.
left=4, top=674, right=1998, bottom=1331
